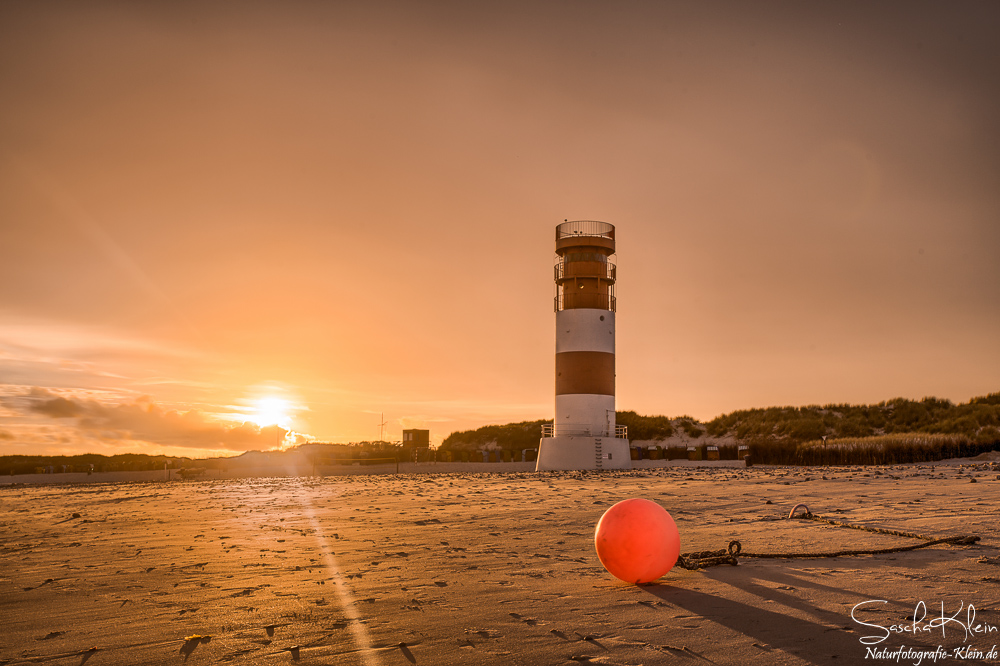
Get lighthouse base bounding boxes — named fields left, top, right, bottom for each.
left=535, top=436, right=632, bottom=472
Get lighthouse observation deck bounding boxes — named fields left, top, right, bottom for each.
left=555, top=220, right=615, bottom=250
left=554, top=220, right=617, bottom=312
left=556, top=219, right=614, bottom=239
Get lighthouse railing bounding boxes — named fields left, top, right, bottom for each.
left=554, top=258, right=616, bottom=281
left=540, top=423, right=629, bottom=439
left=556, top=220, right=615, bottom=240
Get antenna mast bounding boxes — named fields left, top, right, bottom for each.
left=378, top=412, right=388, bottom=444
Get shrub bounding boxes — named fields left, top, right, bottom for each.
left=440, top=419, right=548, bottom=452
left=616, top=411, right=674, bottom=440
left=971, top=393, right=1000, bottom=406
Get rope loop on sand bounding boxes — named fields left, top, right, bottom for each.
left=788, top=503, right=812, bottom=519
left=675, top=503, right=981, bottom=570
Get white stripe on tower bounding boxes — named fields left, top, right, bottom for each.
left=555, top=309, right=615, bottom=354
left=554, top=394, right=615, bottom=437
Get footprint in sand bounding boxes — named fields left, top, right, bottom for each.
left=38, top=631, right=66, bottom=640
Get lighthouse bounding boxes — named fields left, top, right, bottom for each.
left=536, top=220, right=631, bottom=471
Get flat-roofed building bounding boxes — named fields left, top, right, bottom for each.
left=402, top=429, right=430, bottom=447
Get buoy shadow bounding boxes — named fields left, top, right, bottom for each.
left=700, top=567, right=854, bottom=629
left=640, top=582, right=859, bottom=666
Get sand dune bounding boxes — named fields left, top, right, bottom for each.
left=2, top=461, right=998, bottom=664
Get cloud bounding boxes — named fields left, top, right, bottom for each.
left=9, top=387, right=291, bottom=453
left=29, top=395, right=83, bottom=418
left=0, top=429, right=12, bottom=440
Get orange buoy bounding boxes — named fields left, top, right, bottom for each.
left=594, top=498, right=680, bottom=584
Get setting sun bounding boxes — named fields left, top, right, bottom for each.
left=250, top=397, right=291, bottom=428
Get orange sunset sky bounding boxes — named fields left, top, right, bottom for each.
left=2, top=1, right=998, bottom=458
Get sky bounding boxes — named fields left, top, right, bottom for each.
left=1, top=1, right=998, bottom=457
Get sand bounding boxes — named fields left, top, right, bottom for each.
left=2, top=460, right=999, bottom=665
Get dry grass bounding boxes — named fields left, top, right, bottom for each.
left=750, top=433, right=999, bottom=465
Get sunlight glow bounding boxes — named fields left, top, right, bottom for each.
left=250, top=396, right=291, bottom=427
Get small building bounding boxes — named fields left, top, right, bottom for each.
left=402, top=429, right=430, bottom=448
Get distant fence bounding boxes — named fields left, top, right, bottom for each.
left=316, top=450, right=539, bottom=465
left=631, top=444, right=743, bottom=461
left=305, top=456, right=402, bottom=471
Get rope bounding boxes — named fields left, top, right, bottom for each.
left=676, top=503, right=980, bottom=570
left=677, top=541, right=742, bottom=569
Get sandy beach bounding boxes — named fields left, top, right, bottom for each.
left=2, top=460, right=999, bottom=665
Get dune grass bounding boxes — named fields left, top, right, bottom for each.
left=749, top=433, right=998, bottom=466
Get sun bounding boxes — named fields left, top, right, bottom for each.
left=250, top=396, right=291, bottom=428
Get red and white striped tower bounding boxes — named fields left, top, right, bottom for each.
left=536, top=220, right=631, bottom=471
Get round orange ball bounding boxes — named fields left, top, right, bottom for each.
left=594, top=498, right=680, bottom=584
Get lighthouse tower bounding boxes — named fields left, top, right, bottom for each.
left=536, top=221, right=631, bottom=471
